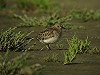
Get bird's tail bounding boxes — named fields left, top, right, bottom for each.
left=25, top=37, right=35, bottom=40
left=25, top=37, right=37, bottom=46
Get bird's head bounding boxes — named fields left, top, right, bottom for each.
left=53, top=23, right=65, bottom=30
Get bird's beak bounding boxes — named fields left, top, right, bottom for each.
left=62, top=26, right=66, bottom=29
left=61, top=24, right=66, bottom=29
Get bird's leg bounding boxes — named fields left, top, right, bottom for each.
left=46, top=44, right=51, bottom=50
left=40, top=47, right=44, bottom=51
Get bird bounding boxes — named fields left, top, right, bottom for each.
left=36, top=23, right=63, bottom=50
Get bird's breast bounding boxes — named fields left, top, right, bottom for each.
left=40, top=36, right=59, bottom=44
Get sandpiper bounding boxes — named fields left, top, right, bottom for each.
left=36, top=23, right=63, bottom=50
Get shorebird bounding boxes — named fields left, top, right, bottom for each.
left=36, top=23, right=63, bottom=50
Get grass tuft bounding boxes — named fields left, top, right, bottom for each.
left=0, top=27, right=34, bottom=51
left=69, top=9, right=100, bottom=22
left=0, top=51, right=43, bottom=75
left=16, top=0, right=56, bottom=11
left=64, top=35, right=91, bottom=65
left=44, top=53, right=60, bottom=63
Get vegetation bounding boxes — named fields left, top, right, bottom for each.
left=78, top=37, right=91, bottom=53
left=0, top=0, right=57, bottom=13
left=0, top=0, right=100, bottom=75
left=0, top=0, right=6, bottom=9
left=69, top=9, right=100, bottom=22
left=44, top=53, right=60, bottom=62
left=14, top=13, right=69, bottom=27
left=89, top=47, right=100, bottom=54
left=14, top=13, right=85, bottom=30
left=13, top=8, right=100, bottom=28
left=0, top=51, right=42, bottom=75
left=64, top=35, right=79, bottom=64
left=0, top=27, right=34, bottom=51
left=16, top=0, right=56, bottom=10
left=64, top=35, right=91, bottom=64
left=20, top=63, right=42, bottom=75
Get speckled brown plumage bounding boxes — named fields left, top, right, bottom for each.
left=36, top=23, right=62, bottom=50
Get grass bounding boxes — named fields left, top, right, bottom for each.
left=0, top=51, right=42, bottom=75
left=11, top=8, right=100, bottom=31
left=20, top=63, right=42, bottom=75
left=0, top=27, right=34, bottom=51
left=64, top=35, right=79, bottom=64
left=0, top=0, right=6, bottom=9
left=0, top=51, right=28, bottom=75
left=69, top=9, right=100, bottom=22
left=0, top=0, right=100, bottom=75
left=78, top=37, right=91, bottom=53
left=89, top=47, right=100, bottom=54
left=16, top=0, right=56, bottom=10
left=43, top=53, right=60, bottom=63
left=0, top=0, right=57, bottom=13
left=14, top=13, right=85, bottom=30
left=64, top=35, right=91, bottom=65
left=13, top=8, right=100, bottom=30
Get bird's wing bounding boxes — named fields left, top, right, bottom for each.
left=37, top=28, right=56, bottom=40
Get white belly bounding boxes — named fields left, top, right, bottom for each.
left=40, top=36, right=59, bottom=44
